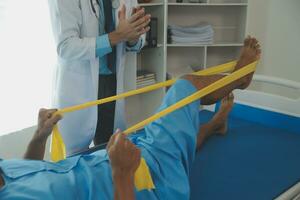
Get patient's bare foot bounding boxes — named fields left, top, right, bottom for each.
left=235, top=36, right=261, bottom=89
left=210, top=93, right=234, bottom=136
left=196, top=94, right=234, bottom=150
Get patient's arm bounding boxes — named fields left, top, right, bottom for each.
left=0, top=174, right=4, bottom=188
left=113, top=172, right=135, bottom=200
left=24, top=109, right=62, bottom=160
left=107, top=131, right=141, bottom=200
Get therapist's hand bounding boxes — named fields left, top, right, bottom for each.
left=109, top=5, right=150, bottom=46
left=127, top=6, right=147, bottom=44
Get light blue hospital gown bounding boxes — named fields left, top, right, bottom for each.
left=0, top=79, right=200, bottom=200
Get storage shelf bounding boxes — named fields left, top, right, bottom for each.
left=126, top=0, right=248, bottom=126
left=167, top=43, right=243, bottom=47
left=141, top=44, right=164, bottom=52
left=168, top=3, right=248, bottom=6
left=208, top=43, right=244, bottom=47
left=139, top=2, right=164, bottom=6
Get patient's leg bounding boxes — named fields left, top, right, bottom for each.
left=182, top=36, right=261, bottom=105
left=196, top=93, right=234, bottom=150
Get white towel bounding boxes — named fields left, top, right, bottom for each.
left=168, top=23, right=214, bottom=44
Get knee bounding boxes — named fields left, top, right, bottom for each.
left=180, top=74, right=195, bottom=83
left=179, top=74, right=203, bottom=90
left=180, top=75, right=218, bottom=105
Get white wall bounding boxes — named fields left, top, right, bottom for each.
left=0, top=126, right=51, bottom=160
left=246, top=0, right=300, bottom=99
left=0, top=0, right=56, bottom=136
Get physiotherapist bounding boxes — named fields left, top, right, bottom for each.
left=48, top=0, right=150, bottom=155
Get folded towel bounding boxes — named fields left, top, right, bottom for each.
left=168, top=23, right=214, bottom=44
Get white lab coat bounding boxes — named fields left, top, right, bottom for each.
left=48, top=0, right=144, bottom=155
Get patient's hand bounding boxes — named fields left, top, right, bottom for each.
left=35, top=109, right=62, bottom=142
left=107, top=130, right=140, bottom=200
left=0, top=174, right=4, bottom=189
left=24, top=109, right=62, bottom=160
left=107, top=130, right=141, bottom=176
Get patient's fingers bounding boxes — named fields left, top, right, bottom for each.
left=39, top=108, right=57, bottom=121
left=107, top=130, right=119, bottom=150
left=44, top=114, right=62, bottom=130
left=114, top=132, right=126, bottom=147
left=124, top=137, right=133, bottom=149
left=39, top=108, right=51, bottom=121
left=46, top=109, right=58, bottom=118
left=39, top=108, right=48, bottom=118
left=48, top=114, right=62, bottom=125
left=38, top=109, right=60, bottom=131
left=133, top=147, right=141, bottom=166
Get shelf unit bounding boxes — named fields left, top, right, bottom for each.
left=125, top=0, right=248, bottom=126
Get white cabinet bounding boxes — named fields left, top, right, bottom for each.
left=125, top=0, right=248, bottom=127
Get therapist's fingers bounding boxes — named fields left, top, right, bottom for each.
left=131, top=6, right=144, bottom=16
left=131, top=6, right=143, bottom=15
left=138, top=26, right=150, bottom=35
left=135, top=18, right=151, bottom=32
left=118, top=4, right=126, bottom=20
left=131, top=6, right=141, bottom=16
left=128, top=8, right=145, bottom=23
left=132, top=14, right=151, bottom=28
left=131, top=7, right=137, bottom=16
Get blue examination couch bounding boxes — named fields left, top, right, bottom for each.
left=190, top=104, right=300, bottom=200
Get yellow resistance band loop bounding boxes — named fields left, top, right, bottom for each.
left=53, top=61, right=237, bottom=116
left=50, top=60, right=257, bottom=191
left=51, top=60, right=238, bottom=160
left=124, top=61, right=257, bottom=134
left=50, top=60, right=238, bottom=160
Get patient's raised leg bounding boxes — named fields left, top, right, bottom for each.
left=196, top=93, right=234, bottom=150
left=182, top=36, right=261, bottom=105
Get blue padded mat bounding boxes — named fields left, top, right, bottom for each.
left=190, top=110, right=300, bottom=200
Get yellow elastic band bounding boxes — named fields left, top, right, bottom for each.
left=51, top=60, right=238, bottom=161
left=51, top=60, right=257, bottom=191
left=53, top=61, right=237, bottom=117
left=124, top=61, right=256, bottom=134
left=51, top=125, right=66, bottom=162
left=134, top=158, right=155, bottom=189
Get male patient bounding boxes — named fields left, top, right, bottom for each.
left=0, top=37, right=260, bottom=199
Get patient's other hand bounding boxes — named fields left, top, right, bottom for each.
left=107, top=130, right=141, bottom=176
left=35, top=109, right=62, bottom=142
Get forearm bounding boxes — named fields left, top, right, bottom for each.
left=126, top=36, right=144, bottom=52
left=24, top=132, right=47, bottom=160
left=113, top=172, right=135, bottom=200
left=109, top=31, right=124, bottom=47
left=127, top=39, right=139, bottom=47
